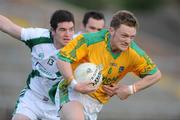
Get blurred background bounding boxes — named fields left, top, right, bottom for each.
left=0, top=0, right=180, bottom=119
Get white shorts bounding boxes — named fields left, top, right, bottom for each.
left=55, top=82, right=103, bottom=120
left=14, top=88, right=60, bottom=120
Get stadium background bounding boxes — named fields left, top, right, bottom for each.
left=0, top=0, right=179, bottom=119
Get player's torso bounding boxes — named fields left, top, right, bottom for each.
left=30, top=43, right=62, bottom=97
left=71, top=30, right=143, bottom=103
left=83, top=33, right=136, bottom=103
left=88, top=41, right=132, bottom=85
left=22, top=28, right=61, bottom=97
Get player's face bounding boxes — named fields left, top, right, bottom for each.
left=85, top=18, right=105, bottom=32
left=52, top=21, right=74, bottom=49
left=109, top=24, right=136, bottom=52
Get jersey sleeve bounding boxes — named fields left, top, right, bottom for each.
left=57, top=34, right=88, bottom=63
left=130, top=41, right=158, bottom=78
left=21, top=28, right=50, bottom=49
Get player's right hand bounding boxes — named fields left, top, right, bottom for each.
left=74, top=80, right=97, bottom=94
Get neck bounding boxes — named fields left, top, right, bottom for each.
left=110, top=39, right=121, bottom=54
left=112, top=49, right=121, bottom=54
left=53, top=40, right=63, bottom=49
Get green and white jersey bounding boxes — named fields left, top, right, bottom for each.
left=21, top=28, right=62, bottom=100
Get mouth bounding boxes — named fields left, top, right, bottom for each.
left=63, top=38, right=71, bottom=42
left=120, top=44, right=129, bottom=50
left=121, top=43, right=129, bottom=47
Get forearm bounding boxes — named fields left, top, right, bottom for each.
left=56, top=59, right=74, bottom=83
left=114, top=70, right=161, bottom=100
left=133, top=69, right=162, bottom=93
left=0, top=15, right=22, bottom=39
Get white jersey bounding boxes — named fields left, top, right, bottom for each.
left=73, top=31, right=83, bottom=38
left=21, top=28, right=62, bottom=103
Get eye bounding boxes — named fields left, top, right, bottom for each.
left=130, top=35, right=135, bottom=40
left=89, top=26, right=96, bottom=30
left=121, top=34, right=129, bottom=38
left=59, top=28, right=66, bottom=32
left=69, top=27, right=74, bottom=32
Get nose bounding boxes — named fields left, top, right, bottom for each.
left=125, top=38, right=132, bottom=44
left=65, top=30, right=71, bottom=34
left=64, top=30, right=74, bottom=37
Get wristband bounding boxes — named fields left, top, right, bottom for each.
left=128, top=84, right=137, bottom=95
left=67, top=76, right=74, bottom=81
left=128, top=85, right=134, bottom=95
left=133, top=84, right=137, bottom=93
left=69, top=79, right=78, bottom=89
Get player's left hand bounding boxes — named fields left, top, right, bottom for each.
left=115, top=84, right=131, bottom=100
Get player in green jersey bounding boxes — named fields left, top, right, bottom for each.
left=56, top=10, right=162, bottom=120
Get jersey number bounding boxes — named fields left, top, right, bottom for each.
left=47, top=58, right=54, bottom=66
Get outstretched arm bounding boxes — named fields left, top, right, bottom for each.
left=0, top=15, right=22, bottom=40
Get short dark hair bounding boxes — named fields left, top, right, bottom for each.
left=110, top=10, right=138, bottom=30
left=50, top=10, right=75, bottom=30
left=82, top=11, right=105, bottom=27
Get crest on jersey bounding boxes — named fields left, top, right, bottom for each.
left=38, top=53, right=44, bottom=59
left=118, top=66, right=125, bottom=73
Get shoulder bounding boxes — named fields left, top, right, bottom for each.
left=83, top=29, right=109, bottom=46
left=73, top=31, right=82, bottom=38
left=21, top=28, right=50, bottom=40
left=21, top=28, right=53, bottom=49
left=130, top=41, right=145, bottom=56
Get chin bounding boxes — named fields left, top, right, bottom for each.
left=120, top=47, right=128, bottom=51
left=63, top=43, right=68, bottom=46
left=64, top=41, right=70, bottom=44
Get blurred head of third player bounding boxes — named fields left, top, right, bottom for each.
left=83, top=11, right=105, bottom=32
left=50, top=10, right=75, bottom=49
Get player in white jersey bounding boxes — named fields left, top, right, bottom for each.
left=0, top=10, right=75, bottom=120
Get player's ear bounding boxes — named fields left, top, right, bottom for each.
left=109, top=27, right=115, bottom=36
left=51, top=27, right=55, bottom=36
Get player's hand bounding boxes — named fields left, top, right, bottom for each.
left=102, top=84, right=119, bottom=97
left=115, top=84, right=131, bottom=100
left=74, top=80, right=97, bottom=94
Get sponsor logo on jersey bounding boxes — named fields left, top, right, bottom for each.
left=102, top=76, right=118, bottom=85
left=108, top=67, right=112, bottom=74
left=110, top=62, right=117, bottom=67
